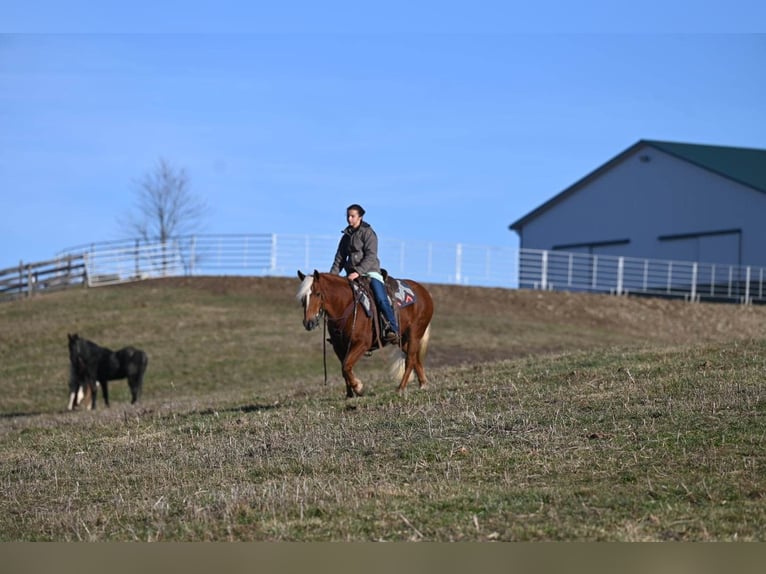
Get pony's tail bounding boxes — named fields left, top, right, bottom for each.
left=389, top=322, right=431, bottom=384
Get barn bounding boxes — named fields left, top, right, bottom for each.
left=509, top=140, right=766, bottom=300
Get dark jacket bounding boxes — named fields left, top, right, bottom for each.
left=330, top=221, right=381, bottom=276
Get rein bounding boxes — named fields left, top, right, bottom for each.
left=323, top=314, right=328, bottom=385
left=314, top=281, right=359, bottom=386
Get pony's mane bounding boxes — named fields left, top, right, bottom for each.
left=296, top=274, right=314, bottom=302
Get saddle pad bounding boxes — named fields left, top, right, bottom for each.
left=352, top=278, right=416, bottom=315
left=351, top=283, right=373, bottom=317
left=391, top=279, right=416, bottom=308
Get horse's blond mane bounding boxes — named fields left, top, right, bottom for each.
left=296, top=274, right=314, bottom=303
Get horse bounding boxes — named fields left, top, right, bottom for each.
left=67, top=333, right=149, bottom=410
left=296, top=270, right=434, bottom=398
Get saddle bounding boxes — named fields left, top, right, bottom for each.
left=352, top=272, right=416, bottom=350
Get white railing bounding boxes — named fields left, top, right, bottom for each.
left=84, top=241, right=185, bottom=286
left=59, top=234, right=520, bottom=288
left=519, top=249, right=766, bottom=304
left=55, top=235, right=766, bottom=304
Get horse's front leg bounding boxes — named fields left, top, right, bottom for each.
left=341, top=343, right=369, bottom=398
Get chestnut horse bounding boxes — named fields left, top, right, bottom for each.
left=297, top=270, right=434, bottom=397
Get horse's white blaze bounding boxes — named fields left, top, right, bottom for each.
left=296, top=275, right=314, bottom=304
left=296, top=275, right=315, bottom=318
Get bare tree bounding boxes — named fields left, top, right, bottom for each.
left=128, top=158, right=207, bottom=242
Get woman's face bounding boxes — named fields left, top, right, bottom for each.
left=346, top=209, right=362, bottom=229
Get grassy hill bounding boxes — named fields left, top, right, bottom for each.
left=1, top=276, right=765, bottom=540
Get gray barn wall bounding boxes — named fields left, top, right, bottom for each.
left=518, top=145, right=766, bottom=267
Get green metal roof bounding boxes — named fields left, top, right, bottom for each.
left=644, top=140, right=766, bottom=194
left=510, top=139, right=766, bottom=233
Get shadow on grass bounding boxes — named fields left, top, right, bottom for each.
left=0, top=411, right=45, bottom=419
left=194, top=403, right=282, bottom=417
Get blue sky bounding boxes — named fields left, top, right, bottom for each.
left=2, top=4, right=766, bottom=269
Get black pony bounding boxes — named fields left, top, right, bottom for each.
left=67, top=333, right=148, bottom=410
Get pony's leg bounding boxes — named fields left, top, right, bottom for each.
left=129, top=372, right=145, bottom=404
left=128, top=354, right=147, bottom=404
left=129, top=377, right=140, bottom=403
left=67, top=375, right=79, bottom=411
left=102, top=381, right=110, bottom=407
left=84, top=381, right=95, bottom=410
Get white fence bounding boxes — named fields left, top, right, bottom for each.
left=83, top=241, right=185, bottom=286
left=519, top=249, right=766, bottom=304
left=55, top=234, right=766, bottom=304
left=59, top=234, right=520, bottom=288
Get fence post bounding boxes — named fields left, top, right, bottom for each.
left=83, top=253, right=91, bottom=287
left=455, top=243, right=463, bottom=284
left=691, top=262, right=697, bottom=302
left=591, top=255, right=598, bottom=290
left=133, top=239, right=139, bottom=279
left=744, top=266, right=751, bottom=304
left=540, top=250, right=548, bottom=290
left=616, top=256, right=624, bottom=295
left=270, top=234, right=278, bottom=274
left=191, top=236, right=197, bottom=275
left=26, top=264, right=34, bottom=297
left=728, top=266, right=733, bottom=298
left=666, top=262, right=672, bottom=294
left=642, top=259, right=648, bottom=292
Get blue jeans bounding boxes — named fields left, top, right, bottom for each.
left=370, top=277, right=398, bottom=332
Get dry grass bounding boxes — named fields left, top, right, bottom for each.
left=1, top=277, right=765, bottom=540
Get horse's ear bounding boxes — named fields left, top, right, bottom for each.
left=297, top=270, right=306, bottom=280
left=313, top=269, right=321, bottom=280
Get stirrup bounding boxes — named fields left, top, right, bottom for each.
left=383, top=328, right=399, bottom=344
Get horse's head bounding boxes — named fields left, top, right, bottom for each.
left=67, top=333, right=81, bottom=362
left=297, top=270, right=324, bottom=331
left=67, top=333, right=89, bottom=375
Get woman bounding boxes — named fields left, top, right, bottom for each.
left=330, top=204, right=399, bottom=343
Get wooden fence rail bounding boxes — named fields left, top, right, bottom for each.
left=0, top=255, right=87, bottom=300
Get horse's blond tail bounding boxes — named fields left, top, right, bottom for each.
left=389, top=322, right=431, bottom=384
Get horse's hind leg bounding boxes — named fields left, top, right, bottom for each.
left=397, top=338, right=428, bottom=391
left=396, top=339, right=417, bottom=392
left=128, top=374, right=143, bottom=404
left=414, top=358, right=428, bottom=389
left=129, top=353, right=148, bottom=404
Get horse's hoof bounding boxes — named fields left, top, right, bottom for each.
left=353, top=384, right=364, bottom=397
